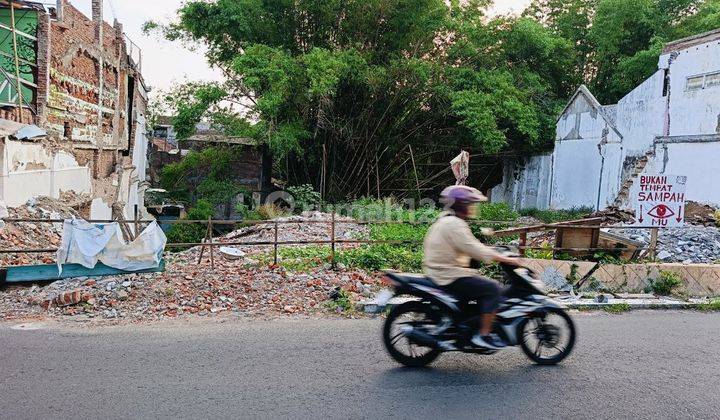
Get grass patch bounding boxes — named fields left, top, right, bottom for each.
left=696, top=299, right=720, bottom=311
left=602, top=303, right=632, bottom=314
left=325, top=288, right=355, bottom=313
left=519, top=207, right=593, bottom=223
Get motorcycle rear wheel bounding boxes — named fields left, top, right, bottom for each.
left=383, top=301, right=442, bottom=367
left=519, top=307, right=576, bottom=365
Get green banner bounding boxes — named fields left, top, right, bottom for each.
left=0, top=7, right=37, bottom=107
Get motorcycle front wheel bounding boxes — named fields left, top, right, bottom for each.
left=519, top=307, right=576, bottom=365
left=383, top=301, right=442, bottom=367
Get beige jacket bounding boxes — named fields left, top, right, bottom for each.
left=423, top=212, right=502, bottom=286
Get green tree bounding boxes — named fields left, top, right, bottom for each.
left=526, top=0, right=719, bottom=104
left=149, top=0, right=573, bottom=199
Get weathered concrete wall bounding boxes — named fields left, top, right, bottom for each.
left=491, top=154, right=553, bottom=210
left=615, top=70, right=666, bottom=155
left=520, top=258, right=720, bottom=297
left=550, top=91, right=623, bottom=210
left=652, top=140, right=720, bottom=206
left=660, top=37, right=720, bottom=137
left=0, top=138, right=92, bottom=206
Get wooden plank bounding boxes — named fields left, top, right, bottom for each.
left=3, top=260, right=166, bottom=284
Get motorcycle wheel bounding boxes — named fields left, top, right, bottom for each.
left=519, top=307, right=576, bottom=365
left=383, top=301, right=442, bottom=367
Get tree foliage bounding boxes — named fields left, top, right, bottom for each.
left=150, top=0, right=573, bottom=199
left=150, top=0, right=720, bottom=200
left=526, top=0, right=720, bottom=103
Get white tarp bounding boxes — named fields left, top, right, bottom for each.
left=56, top=219, right=167, bottom=274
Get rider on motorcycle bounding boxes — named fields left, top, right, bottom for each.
left=423, top=185, right=519, bottom=350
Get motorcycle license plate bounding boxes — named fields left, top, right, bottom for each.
left=375, top=289, right=394, bottom=306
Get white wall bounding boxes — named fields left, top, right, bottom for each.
left=0, top=139, right=92, bottom=207
left=550, top=92, right=623, bottom=210
left=616, top=70, right=666, bottom=155
left=660, top=40, right=720, bottom=137
left=651, top=141, right=720, bottom=206
left=491, top=154, right=552, bottom=210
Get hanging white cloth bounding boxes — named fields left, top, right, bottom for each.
left=56, top=219, right=166, bottom=274
left=451, top=150, right=470, bottom=185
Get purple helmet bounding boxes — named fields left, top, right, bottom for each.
left=440, top=185, right=487, bottom=205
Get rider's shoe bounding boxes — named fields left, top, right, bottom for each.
left=437, top=340, right=457, bottom=351
left=471, top=333, right=506, bottom=350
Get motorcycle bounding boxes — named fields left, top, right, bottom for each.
left=377, top=246, right=576, bottom=367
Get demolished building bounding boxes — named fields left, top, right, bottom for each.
left=0, top=0, right=149, bottom=219
left=493, top=29, right=720, bottom=210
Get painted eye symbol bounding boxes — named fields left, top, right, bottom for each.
left=648, top=204, right=675, bottom=219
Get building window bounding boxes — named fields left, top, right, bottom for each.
left=686, top=71, right=720, bottom=91
left=686, top=75, right=704, bottom=91
left=706, top=72, right=720, bottom=89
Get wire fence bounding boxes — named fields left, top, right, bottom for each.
left=0, top=207, right=670, bottom=270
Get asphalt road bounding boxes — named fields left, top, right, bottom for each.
left=2, top=311, right=720, bottom=419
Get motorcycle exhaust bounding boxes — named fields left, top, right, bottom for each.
left=401, top=326, right=439, bottom=348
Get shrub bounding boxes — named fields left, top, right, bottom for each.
left=287, top=184, right=322, bottom=212
left=326, top=288, right=354, bottom=312
left=337, top=198, right=439, bottom=223
left=256, top=204, right=288, bottom=220
left=525, top=246, right=554, bottom=260
left=160, top=146, right=251, bottom=209
left=648, top=270, right=684, bottom=296
left=715, top=210, right=720, bottom=227
left=166, top=199, right=215, bottom=248
left=476, top=202, right=519, bottom=222
left=520, top=207, right=593, bottom=223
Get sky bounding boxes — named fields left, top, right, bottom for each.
left=67, top=0, right=532, bottom=96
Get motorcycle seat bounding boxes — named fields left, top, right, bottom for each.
left=385, top=272, right=438, bottom=288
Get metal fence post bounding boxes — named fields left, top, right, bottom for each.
left=133, top=204, right=139, bottom=237
left=519, top=231, right=527, bottom=257
left=273, top=221, right=279, bottom=265
left=330, top=209, right=336, bottom=269
left=208, top=217, right=215, bottom=270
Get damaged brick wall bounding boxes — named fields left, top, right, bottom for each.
left=46, top=1, right=127, bottom=146
left=0, top=0, right=148, bottom=220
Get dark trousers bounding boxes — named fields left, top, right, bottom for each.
left=443, top=276, right=502, bottom=314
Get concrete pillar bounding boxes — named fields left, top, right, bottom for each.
left=92, top=0, right=103, bottom=42
left=55, top=0, right=64, bottom=21
left=35, top=12, right=51, bottom=126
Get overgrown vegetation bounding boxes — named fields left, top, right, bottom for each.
left=326, top=288, right=355, bottom=313
left=602, top=303, right=632, bottom=314
left=165, top=200, right=215, bottom=249
left=646, top=270, right=684, bottom=296
left=147, top=0, right=720, bottom=200
left=697, top=299, right=720, bottom=311
left=160, top=146, right=250, bottom=211
left=519, top=207, right=593, bottom=223
left=287, top=184, right=323, bottom=213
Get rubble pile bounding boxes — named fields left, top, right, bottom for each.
left=615, top=226, right=720, bottom=263
left=218, top=211, right=369, bottom=254
left=684, top=201, right=718, bottom=226
left=0, top=256, right=382, bottom=322
left=0, top=195, right=88, bottom=266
